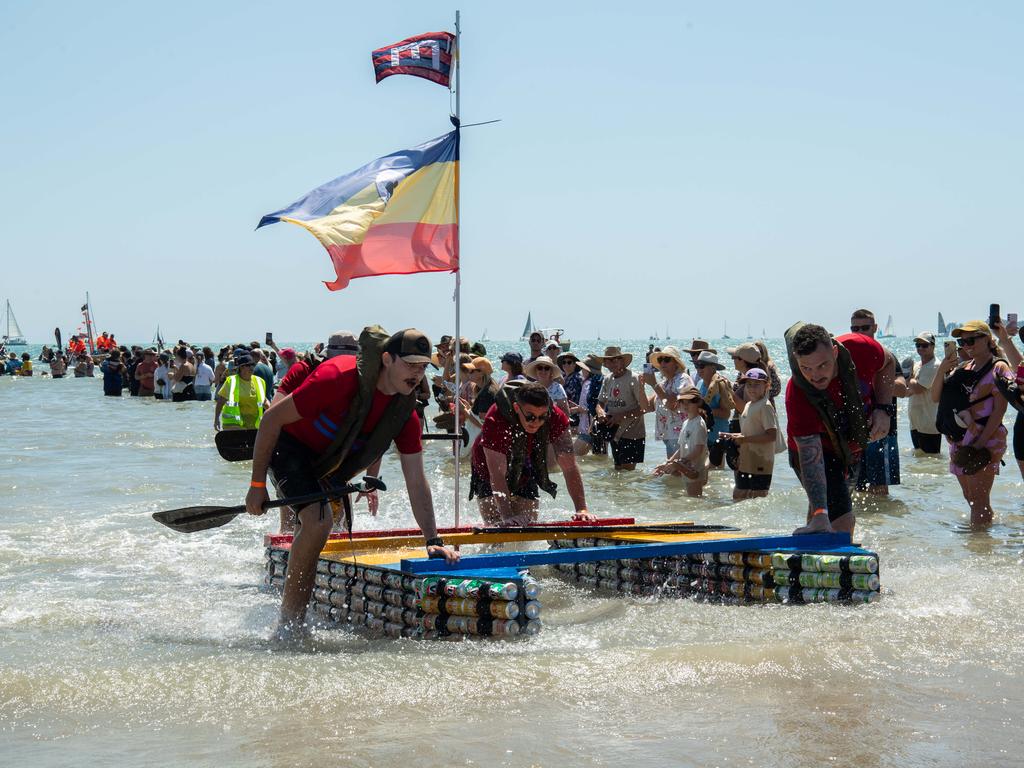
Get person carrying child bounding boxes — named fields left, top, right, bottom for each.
left=653, top=386, right=709, bottom=497
left=720, top=368, right=778, bottom=499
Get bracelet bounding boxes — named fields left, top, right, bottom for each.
left=811, top=508, right=828, bottom=517
left=250, top=481, right=266, bottom=488
left=425, top=536, right=444, bottom=548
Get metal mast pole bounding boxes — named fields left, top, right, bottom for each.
left=452, top=9, right=462, bottom=528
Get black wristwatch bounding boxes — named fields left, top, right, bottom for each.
left=425, top=536, right=445, bottom=548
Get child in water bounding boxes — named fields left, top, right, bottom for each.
left=653, top=387, right=709, bottom=496
left=720, top=368, right=778, bottom=500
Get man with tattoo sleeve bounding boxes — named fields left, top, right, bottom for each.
left=785, top=324, right=893, bottom=537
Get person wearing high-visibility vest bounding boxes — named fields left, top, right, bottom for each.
left=214, top=352, right=269, bottom=431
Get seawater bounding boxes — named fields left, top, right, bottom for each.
left=2, top=338, right=1023, bottom=767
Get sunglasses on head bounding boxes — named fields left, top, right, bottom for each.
left=520, top=410, right=549, bottom=423
left=850, top=324, right=873, bottom=333
left=957, top=335, right=987, bottom=346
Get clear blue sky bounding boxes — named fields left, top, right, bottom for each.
left=2, top=1, right=1022, bottom=344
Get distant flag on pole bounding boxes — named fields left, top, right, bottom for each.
left=257, top=131, right=459, bottom=291
left=372, top=31, right=455, bottom=87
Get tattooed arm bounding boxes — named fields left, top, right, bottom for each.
left=794, top=434, right=828, bottom=513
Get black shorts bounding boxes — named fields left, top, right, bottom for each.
left=708, top=440, right=726, bottom=467
left=269, top=432, right=324, bottom=499
left=1014, top=411, right=1024, bottom=461
left=610, top=437, right=645, bottom=466
left=735, top=472, right=772, bottom=491
left=788, top=448, right=858, bottom=523
left=910, top=429, right=942, bottom=455
left=468, top=466, right=539, bottom=501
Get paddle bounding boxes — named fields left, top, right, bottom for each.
left=152, top=476, right=386, bottom=534
left=55, top=327, right=62, bottom=353
left=214, top=428, right=470, bottom=462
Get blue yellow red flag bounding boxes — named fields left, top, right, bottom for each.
left=258, top=131, right=459, bottom=291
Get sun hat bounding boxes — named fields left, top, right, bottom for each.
left=695, top=350, right=725, bottom=371
left=912, top=332, right=935, bottom=346
left=384, top=329, right=433, bottom=364
left=677, top=385, right=704, bottom=402
left=576, top=354, right=603, bottom=375
left=524, top=355, right=564, bottom=381
left=326, top=331, right=359, bottom=358
left=556, top=352, right=580, bottom=367
left=738, top=367, right=769, bottom=382
left=684, top=339, right=717, bottom=355
left=436, top=335, right=453, bottom=348
left=726, top=343, right=762, bottom=364
left=600, top=345, right=634, bottom=367
left=951, top=321, right=992, bottom=338
left=653, top=345, right=687, bottom=369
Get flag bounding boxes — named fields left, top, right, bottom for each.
left=258, top=130, right=459, bottom=291
left=372, top=31, right=455, bottom=87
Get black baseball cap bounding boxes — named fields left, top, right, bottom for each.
left=385, top=329, right=433, bottom=363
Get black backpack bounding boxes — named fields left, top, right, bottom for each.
left=935, top=358, right=995, bottom=442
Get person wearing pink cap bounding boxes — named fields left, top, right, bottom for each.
left=721, top=368, right=778, bottom=499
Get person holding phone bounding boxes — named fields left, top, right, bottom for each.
left=993, top=313, right=1024, bottom=482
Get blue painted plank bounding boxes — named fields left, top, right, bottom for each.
left=399, top=532, right=854, bottom=574
left=377, top=562, right=526, bottom=581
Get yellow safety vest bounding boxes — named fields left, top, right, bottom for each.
left=221, top=374, right=266, bottom=428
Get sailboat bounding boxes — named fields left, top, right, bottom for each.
left=936, top=312, right=948, bottom=337
left=878, top=315, right=896, bottom=339
left=520, top=312, right=535, bottom=340
left=480, top=328, right=490, bottom=343
left=3, top=300, right=27, bottom=346
left=722, top=321, right=731, bottom=340
left=153, top=325, right=165, bottom=351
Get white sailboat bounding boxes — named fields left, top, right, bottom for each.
left=878, top=315, right=896, bottom=339
left=3, top=300, right=27, bottom=346
left=480, top=328, right=490, bottom=343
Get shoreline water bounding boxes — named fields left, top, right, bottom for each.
left=3, top=337, right=1023, bottom=766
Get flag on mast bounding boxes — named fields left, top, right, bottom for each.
left=372, top=31, right=455, bottom=87
left=258, top=130, right=459, bottom=291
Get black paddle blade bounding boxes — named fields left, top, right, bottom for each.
left=152, top=505, right=244, bottom=533
left=215, top=429, right=258, bottom=462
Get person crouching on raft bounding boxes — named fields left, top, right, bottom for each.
left=469, top=380, right=596, bottom=527
left=244, top=327, right=459, bottom=640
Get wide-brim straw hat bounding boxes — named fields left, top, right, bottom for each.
left=695, top=350, right=725, bottom=371
left=524, top=355, right=564, bottom=381
left=600, top=346, right=633, bottom=367
left=653, top=345, right=687, bottom=369
left=556, top=352, right=580, bottom=367
left=684, top=339, right=717, bottom=355
left=576, top=354, right=603, bottom=374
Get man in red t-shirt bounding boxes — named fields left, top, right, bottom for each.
left=244, top=328, right=458, bottom=641
left=134, top=348, right=158, bottom=396
left=470, top=381, right=595, bottom=527
left=785, top=324, right=894, bottom=537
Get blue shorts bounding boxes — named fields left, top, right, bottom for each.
left=857, top=433, right=900, bottom=489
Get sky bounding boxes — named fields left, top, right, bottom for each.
left=1, top=1, right=1022, bottom=345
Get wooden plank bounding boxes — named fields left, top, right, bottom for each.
left=399, top=532, right=855, bottom=574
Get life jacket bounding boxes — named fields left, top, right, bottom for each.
left=311, top=325, right=417, bottom=483
left=935, top=358, right=996, bottom=442
left=784, top=321, right=871, bottom=468
left=220, top=373, right=267, bottom=428
left=490, top=380, right=558, bottom=499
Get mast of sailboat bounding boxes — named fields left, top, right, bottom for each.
left=452, top=9, right=463, bottom=528
left=82, top=292, right=97, bottom=354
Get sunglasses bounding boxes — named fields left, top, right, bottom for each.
left=695, top=363, right=708, bottom=369
left=534, top=365, right=553, bottom=373
left=957, top=335, right=987, bottom=346
left=914, top=342, right=933, bottom=349
left=520, top=411, right=549, bottom=423
left=850, top=324, right=873, bottom=333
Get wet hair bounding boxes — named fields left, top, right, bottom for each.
left=515, top=381, right=550, bottom=408
left=851, top=308, right=875, bottom=322
left=792, top=324, right=833, bottom=357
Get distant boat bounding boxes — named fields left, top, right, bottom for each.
left=722, top=321, right=731, bottom=340
left=537, top=327, right=571, bottom=352
left=520, top=312, right=535, bottom=340
left=878, top=315, right=896, bottom=339
left=936, top=312, right=948, bottom=337
left=2, top=300, right=27, bottom=346
left=649, top=332, right=659, bottom=340
left=746, top=323, right=752, bottom=340
left=480, top=328, right=490, bottom=343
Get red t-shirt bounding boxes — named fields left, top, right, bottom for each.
left=276, top=360, right=312, bottom=396
left=471, top=403, right=569, bottom=486
left=135, top=359, right=157, bottom=389
left=283, top=355, right=422, bottom=455
left=785, top=333, right=885, bottom=453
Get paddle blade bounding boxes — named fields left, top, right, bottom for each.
left=215, top=429, right=257, bottom=462
left=152, top=505, right=243, bottom=533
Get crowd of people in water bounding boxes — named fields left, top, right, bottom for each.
left=5, top=310, right=1024, bottom=533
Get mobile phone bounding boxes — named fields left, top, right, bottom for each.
left=944, top=340, right=957, bottom=358
left=1008, top=312, right=1017, bottom=326
left=265, top=332, right=273, bottom=344
left=642, top=362, right=656, bottom=375
left=989, top=304, right=1000, bottom=328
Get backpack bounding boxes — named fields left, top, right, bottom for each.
left=935, top=358, right=995, bottom=442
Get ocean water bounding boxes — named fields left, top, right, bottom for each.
left=2, top=338, right=1023, bottom=768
